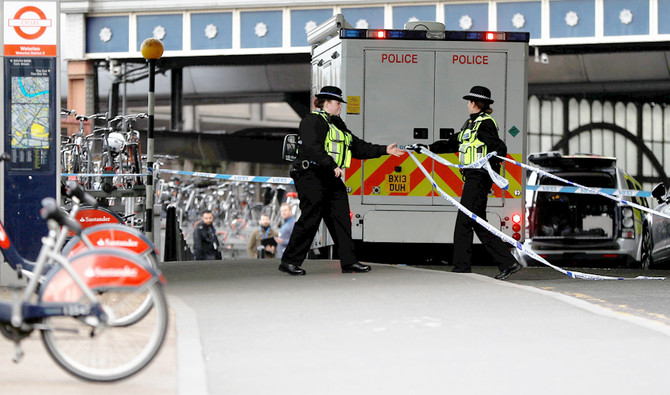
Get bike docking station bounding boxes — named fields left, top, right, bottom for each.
left=55, top=38, right=165, bottom=261
left=1, top=1, right=60, bottom=286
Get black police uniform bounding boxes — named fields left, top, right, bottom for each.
left=429, top=110, right=517, bottom=273
left=280, top=111, right=387, bottom=272
left=193, top=221, right=221, bottom=260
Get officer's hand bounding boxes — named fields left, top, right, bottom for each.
left=334, top=167, right=344, bottom=178
left=386, top=143, right=405, bottom=157
left=406, top=143, right=428, bottom=152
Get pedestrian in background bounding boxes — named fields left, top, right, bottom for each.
left=424, top=86, right=521, bottom=280
left=275, top=203, right=295, bottom=259
left=193, top=210, right=222, bottom=260
left=247, top=213, right=278, bottom=258
left=278, top=86, right=405, bottom=276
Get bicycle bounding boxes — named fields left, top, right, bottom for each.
left=59, top=181, right=160, bottom=326
left=60, top=110, right=108, bottom=190
left=0, top=181, right=168, bottom=381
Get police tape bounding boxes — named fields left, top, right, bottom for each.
left=495, top=155, right=670, bottom=221
left=61, top=173, right=149, bottom=177
left=158, top=169, right=295, bottom=184
left=61, top=169, right=295, bottom=184
left=405, top=150, right=665, bottom=280
left=403, top=145, right=509, bottom=190
left=526, top=184, right=652, bottom=198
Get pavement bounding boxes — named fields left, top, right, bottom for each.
left=3, top=259, right=670, bottom=394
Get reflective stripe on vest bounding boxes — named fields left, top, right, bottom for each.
left=457, top=113, right=498, bottom=165
left=315, top=111, right=352, bottom=168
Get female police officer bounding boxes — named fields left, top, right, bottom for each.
left=278, top=86, right=404, bottom=275
left=427, top=86, right=521, bottom=280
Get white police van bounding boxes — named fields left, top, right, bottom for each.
left=307, top=15, right=529, bottom=250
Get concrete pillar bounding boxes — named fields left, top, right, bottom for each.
left=64, top=60, right=95, bottom=136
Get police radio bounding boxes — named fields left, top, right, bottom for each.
left=282, top=134, right=299, bottom=162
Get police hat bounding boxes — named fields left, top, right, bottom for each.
left=316, top=86, right=347, bottom=103
left=463, top=86, right=494, bottom=104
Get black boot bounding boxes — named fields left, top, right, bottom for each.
left=279, top=262, right=306, bottom=276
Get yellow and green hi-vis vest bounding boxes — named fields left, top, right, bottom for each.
left=457, top=113, right=498, bottom=165
left=315, top=111, right=352, bottom=168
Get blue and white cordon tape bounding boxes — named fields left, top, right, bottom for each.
left=495, top=155, right=670, bottom=221
left=404, top=145, right=665, bottom=280
left=158, top=169, right=294, bottom=185
left=525, top=185, right=652, bottom=198
left=62, top=170, right=295, bottom=184
left=62, top=173, right=149, bottom=177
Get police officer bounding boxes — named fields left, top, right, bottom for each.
left=279, top=86, right=404, bottom=275
left=426, top=86, right=521, bottom=280
left=193, top=210, right=222, bottom=260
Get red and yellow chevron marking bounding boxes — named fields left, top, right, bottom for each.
left=345, top=155, right=434, bottom=196
left=344, top=153, right=523, bottom=198
left=432, top=153, right=524, bottom=198
left=497, top=153, right=523, bottom=199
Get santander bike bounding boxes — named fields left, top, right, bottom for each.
left=0, top=186, right=168, bottom=381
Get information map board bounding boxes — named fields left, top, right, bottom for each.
left=2, top=1, right=58, bottom=262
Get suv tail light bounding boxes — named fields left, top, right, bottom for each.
left=621, top=207, right=635, bottom=239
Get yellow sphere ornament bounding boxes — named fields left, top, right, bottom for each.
left=141, top=37, right=164, bottom=59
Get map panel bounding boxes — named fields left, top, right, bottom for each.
left=4, top=57, right=54, bottom=172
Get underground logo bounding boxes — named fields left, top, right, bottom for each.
left=8, top=6, right=52, bottom=40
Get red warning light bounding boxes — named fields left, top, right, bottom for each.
left=377, top=30, right=386, bottom=39
left=484, top=32, right=506, bottom=41
left=512, top=213, right=522, bottom=224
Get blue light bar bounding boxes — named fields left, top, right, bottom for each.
left=340, top=29, right=529, bottom=43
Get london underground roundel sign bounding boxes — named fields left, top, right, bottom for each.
left=3, top=2, right=57, bottom=57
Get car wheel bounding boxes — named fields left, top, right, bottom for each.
left=640, top=228, right=654, bottom=270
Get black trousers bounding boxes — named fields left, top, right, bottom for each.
left=452, top=170, right=517, bottom=272
left=281, top=169, right=357, bottom=268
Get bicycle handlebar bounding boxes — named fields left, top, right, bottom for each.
left=109, top=113, right=148, bottom=125
left=65, top=181, right=99, bottom=208
left=40, top=197, right=82, bottom=234
left=75, top=112, right=108, bottom=122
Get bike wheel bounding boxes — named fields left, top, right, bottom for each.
left=41, top=281, right=168, bottom=382
left=102, top=252, right=159, bottom=327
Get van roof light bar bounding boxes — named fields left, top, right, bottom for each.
left=340, top=29, right=529, bottom=43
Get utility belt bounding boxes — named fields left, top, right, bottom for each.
left=290, top=159, right=321, bottom=179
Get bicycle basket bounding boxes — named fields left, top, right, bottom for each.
left=282, top=134, right=299, bottom=162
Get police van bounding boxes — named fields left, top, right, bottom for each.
left=307, top=15, right=529, bottom=250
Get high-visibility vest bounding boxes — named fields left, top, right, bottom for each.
left=315, top=111, right=352, bottom=168
left=457, top=113, right=498, bottom=165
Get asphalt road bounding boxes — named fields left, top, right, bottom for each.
left=3, top=259, right=670, bottom=394
left=418, top=264, right=670, bottom=326
left=162, top=259, right=670, bottom=395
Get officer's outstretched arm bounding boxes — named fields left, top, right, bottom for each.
left=386, top=143, right=404, bottom=157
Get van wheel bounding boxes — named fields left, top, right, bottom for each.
left=640, top=228, right=653, bottom=270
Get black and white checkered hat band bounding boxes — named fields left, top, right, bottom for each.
left=319, top=92, right=344, bottom=100
left=467, top=93, right=491, bottom=100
